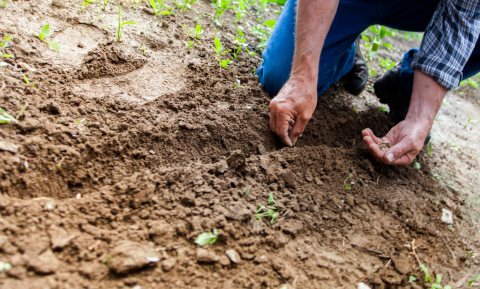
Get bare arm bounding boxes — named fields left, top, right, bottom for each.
left=269, top=0, right=339, bottom=146
left=363, top=70, right=447, bottom=165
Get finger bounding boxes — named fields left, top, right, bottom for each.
left=361, top=128, right=382, bottom=144
left=276, top=112, right=293, bottom=147
left=269, top=104, right=277, bottom=133
left=384, top=139, right=416, bottom=165
left=290, top=115, right=309, bottom=145
left=364, top=135, right=386, bottom=162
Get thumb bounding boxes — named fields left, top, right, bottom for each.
left=290, top=115, right=309, bottom=145
left=384, top=139, right=413, bottom=165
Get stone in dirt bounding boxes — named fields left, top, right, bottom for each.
left=49, top=226, right=78, bottom=250
left=161, top=258, right=176, bottom=272
left=28, top=250, right=60, bottom=275
left=357, top=283, right=372, bottom=289
left=281, top=220, right=304, bottom=236
left=225, top=249, right=241, bottom=264
left=393, top=254, right=412, bottom=275
left=196, top=248, right=219, bottom=264
left=441, top=208, right=454, bottom=225
left=0, top=140, right=18, bottom=153
left=108, top=241, right=160, bottom=274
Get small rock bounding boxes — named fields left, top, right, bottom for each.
left=79, top=262, right=107, bottom=280
left=161, top=258, right=176, bottom=272
left=0, top=140, right=18, bottom=153
left=257, top=144, right=267, bottom=155
left=28, top=250, right=60, bottom=275
left=108, top=241, right=160, bottom=274
left=345, top=195, right=355, bottom=207
left=441, top=208, right=454, bottom=224
left=218, top=255, right=230, bottom=266
left=358, top=283, right=372, bottom=289
left=253, top=255, right=268, bottom=264
left=49, top=226, right=77, bottom=250
left=196, top=248, right=219, bottom=264
left=77, top=42, right=85, bottom=49
left=225, top=249, right=241, bottom=264
left=225, top=204, right=251, bottom=221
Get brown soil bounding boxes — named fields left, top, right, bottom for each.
left=0, top=1, right=479, bottom=289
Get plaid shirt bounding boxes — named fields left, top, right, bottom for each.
left=411, top=0, right=480, bottom=89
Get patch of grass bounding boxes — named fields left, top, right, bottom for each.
left=194, top=229, right=219, bottom=246
left=255, top=192, right=279, bottom=224
left=116, top=5, right=137, bottom=42
left=38, top=23, right=60, bottom=52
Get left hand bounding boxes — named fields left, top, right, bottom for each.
left=362, top=117, right=432, bottom=165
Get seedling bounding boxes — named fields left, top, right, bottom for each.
left=377, top=105, right=389, bottom=113
left=0, top=0, right=7, bottom=8
left=15, top=104, right=27, bottom=120
left=194, top=24, right=203, bottom=39
left=419, top=264, right=452, bottom=289
left=22, top=74, right=35, bottom=88
left=343, top=173, right=355, bottom=191
left=194, top=229, right=219, bottom=247
left=116, top=5, right=137, bottom=42
left=0, top=34, right=14, bottom=58
left=0, top=107, right=17, bottom=124
left=176, top=0, right=196, bottom=10
left=213, top=36, right=231, bottom=68
left=212, top=0, right=232, bottom=26
left=427, top=143, right=433, bottom=156
left=255, top=192, right=279, bottom=224
left=408, top=275, right=417, bottom=283
left=468, top=274, right=480, bottom=286
left=148, top=0, right=172, bottom=16
left=412, top=159, right=421, bottom=170
left=38, top=23, right=60, bottom=52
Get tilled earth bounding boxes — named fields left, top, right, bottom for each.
left=0, top=1, right=479, bottom=289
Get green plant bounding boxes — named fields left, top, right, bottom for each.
left=194, top=24, right=203, bottom=39
left=255, top=192, right=279, bottom=224
left=0, top=0, right=7, bottom=8
left=0, top=107, right=16, bottom=124
left=22, top=74, right=35, bottom=88
left=195, top=229, right=219, bottom=246
left=408, top=275, right=417, bottom=283
left=419, top=264, right=452, bottom=289
left=468, top=274, right=480, bottom=286
left=148, top=0, right=172, bottom=15
left=176, top=0, right=196, bottom=10
left=343, top=173, right=354, bottom=191
left=116, top=5, right=137, bottom=42
left=213, top=36, right=231, bottom=68
left=0, top=34, right=14, bottom=58
left=212, top=0, right=232, bottom=26
left=361, top=25, right=395, bottom=60
left=412, top=159, right=421, bottom=170
left=38, top=23, right=60, bottom=52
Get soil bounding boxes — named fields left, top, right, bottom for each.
left=0, top=1, right=479, bottom=289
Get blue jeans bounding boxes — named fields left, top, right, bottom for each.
left=257, top=0, right=480, bottom=97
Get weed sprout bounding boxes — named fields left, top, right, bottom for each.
left=116, top=5, right=137, bottom=42
left=38, top=23, right=60, bottom=52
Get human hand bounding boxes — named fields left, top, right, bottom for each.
left=269, top=76, right=317, bottom=146
left=362, top=118, right=432, bottom=165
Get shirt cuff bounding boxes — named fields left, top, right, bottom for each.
left=411, top=50, right=462, bottom=90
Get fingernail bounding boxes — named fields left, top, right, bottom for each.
left=386, top=153, right=394, bottom=162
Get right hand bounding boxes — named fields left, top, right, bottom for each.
left=269, top=76, right=317, bottom=146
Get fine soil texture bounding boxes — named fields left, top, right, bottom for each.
left=0, top=1, right=479, bottom=289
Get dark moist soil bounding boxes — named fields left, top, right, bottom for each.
left=0, top=1, right=479, bottom=289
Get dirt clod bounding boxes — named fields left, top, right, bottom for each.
left=28, top=250, right=60, bottom=275
left=108, top=241, right=160, bottom=274
left=196, top=248, right=219, bottom=264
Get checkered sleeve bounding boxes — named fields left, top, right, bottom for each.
left=411, top=0, right=480, bottom=89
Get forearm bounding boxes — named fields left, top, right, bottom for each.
left=406, top=70, right=448, bottom=126
left=291, top=0, right=339, bottom=83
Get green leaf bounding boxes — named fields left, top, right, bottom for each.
left=39, top=23, right=53, bottom=40
left=267, top=0, right=286, bottom=5
left=408, top=275, right=417, bottom=283
left=1, top=53, right=14, bottom=58
left=0, top=107, right=16, bottom=124
left=194, top=229, right=219, bottom=247
left=412, top=160, right=421, bottom=170
left=47, top=40, right=60, bottom=52
left=214, top=37, right=223, bottom=55
left=268, top=192, right=276, bottom=206
left=220, top=59, right=231, bottom=68
left=420, top=264, right=432, bottom=283
left=120, top=21, right=137, bottom=28
left=427, top=143, right=433, bottom=156
left=263, top=19, right=276, bottom=29
left=468, top=274, right=480, bottom=286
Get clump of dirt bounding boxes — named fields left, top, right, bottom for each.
left=0, top=1, right=478, bottom=289
left=78, top=42, right=146, bottom=79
